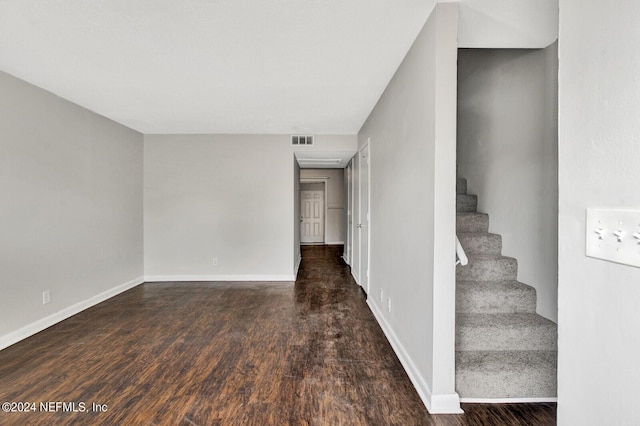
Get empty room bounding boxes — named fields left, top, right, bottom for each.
left=1, top=1, right=639, bottom=425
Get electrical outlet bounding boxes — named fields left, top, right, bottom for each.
left=387, top=297, right=391, bottom=313
left=42, top=290, right=51, bottom=305
left=212, top=257, right=218, bottom=266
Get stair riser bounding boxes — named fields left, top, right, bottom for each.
left=456, top=287, right=536, bottom=314
left=456, top=367, right=557, bottom=398
left=457, top=258, right=517, bottom=281
left=456, top=194, right=478, bottom=212
left=457, top=178, right=467, bottom=195
left=456, top=351, right=557, bottom=399
left=457, top=213, right=489, bottom=233
left=456, top=324, right=557, bottom=351
left=457, top=233, right=502, bottom=255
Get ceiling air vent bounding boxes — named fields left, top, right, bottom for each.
left=291, top=135, right=314, bottom=146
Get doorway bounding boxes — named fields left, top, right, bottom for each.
left=300, top=184, right=325, bottom=244
left=349, top=142, right=370, bottom=294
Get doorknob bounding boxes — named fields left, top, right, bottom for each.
left=356, top=224, right=362, bottom=228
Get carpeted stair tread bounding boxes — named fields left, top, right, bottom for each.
left=456, top=255, right=518, bottom=281
left=456, top=350, right=557, bottom=398
left=456, top=280, right=537, bottom=313
left=456, top=212, right=489, bottom=233
left=456, top=313, right=557, bottom=351
left=457, top=232, right=502, bottom=255
left=456, top=194, right=478, bottom=212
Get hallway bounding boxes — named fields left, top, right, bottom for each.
left=0, top=245, right=555, bottom=425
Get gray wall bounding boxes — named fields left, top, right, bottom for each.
left=300, top=168, right=346, bottom=244
left=457, top=45, right=559, bottom=322
left=557, top=2, right=640, bottom=424
left=357, top=4, right=460, bottom=413
left=0, top=70, right=144, bottom=348
left=144, top=134, right=356, bottom=281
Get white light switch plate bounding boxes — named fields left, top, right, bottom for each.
left=586, top=208, right=640, bottom=268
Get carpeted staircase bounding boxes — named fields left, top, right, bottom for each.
left=455, top=178, right=557, bottom=400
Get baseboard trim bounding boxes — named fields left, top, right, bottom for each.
left=351, top=269, right=360, bottom=285
left=144, top=274, right=296, bottom=282
left=460, top=397, right=558, bottom=404
left=367, top=299, right=462, bottom=414
left=0, top=276, right=144, bottom=351
left=326, top=241, right=345, bottom=245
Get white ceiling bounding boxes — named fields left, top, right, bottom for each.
left=0, top=0, right=436, bottom=135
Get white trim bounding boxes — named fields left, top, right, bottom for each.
left=144, top=274, right=296, bottom=282
left=326, top=240, right=345, bottom=245
left=341, top=254, right=349, bottom=265
left=351, top=268, right=361, bottom=285
left=358, top=140, right=372, bottom=295
left=461, top=397, right=558, bottom=404
left=0, top=276, right=144, bottom=351
left=367, top=299, right=463, bottom=414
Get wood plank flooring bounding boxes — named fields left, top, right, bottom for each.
left=0, top=245, right=556, bottom=425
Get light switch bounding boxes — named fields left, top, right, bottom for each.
left=586, top=209, right=640, bottom=268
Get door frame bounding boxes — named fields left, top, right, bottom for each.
left=300, top=177, right=328, bottom=244
left=357, top=140, right=371, bottom=294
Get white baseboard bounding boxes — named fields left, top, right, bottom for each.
left=326, top=241, right=345, bottom=245
left=0, top=276, right=144, bottom=351
left=460, top=397, right=558, bottom=404
left=351, top=269, right=360, bottom=285
left=367, top=299, right=463, bottom=414
left=144, top=274, right=296, bottom=282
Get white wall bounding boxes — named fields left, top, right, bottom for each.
left=0, top=71, right=143, bottom=349
left=557, top=1, right=640, bottom=425
left=357, top=3, right=460, bottom=413
left=457, top=45, right=558, bottom=322
left=144, top=134, right=355, bottom=281
left=457, top=0, right=558, bottom=49
left=300, top=168, right=346, bottom=244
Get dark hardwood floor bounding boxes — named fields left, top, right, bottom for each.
left=0, top=245, right=556, bottom=425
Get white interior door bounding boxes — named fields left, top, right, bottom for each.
left=301, top=190, right=324, bottom=243
left=358, top=143, right=370, bottom=294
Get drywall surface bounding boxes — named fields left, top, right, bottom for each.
left=144, top=134, right=355, bottom=281
left=457, top=45, right=558, bottom=322
left=557, top=1, right=640, bottom=425
left=0, top=70, right=143, bottom=347
left=300, top=168, right=346, bottom=244
left=457, top=0, right=558, bottom=49
left=357, top=3, right=460, bottom=413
